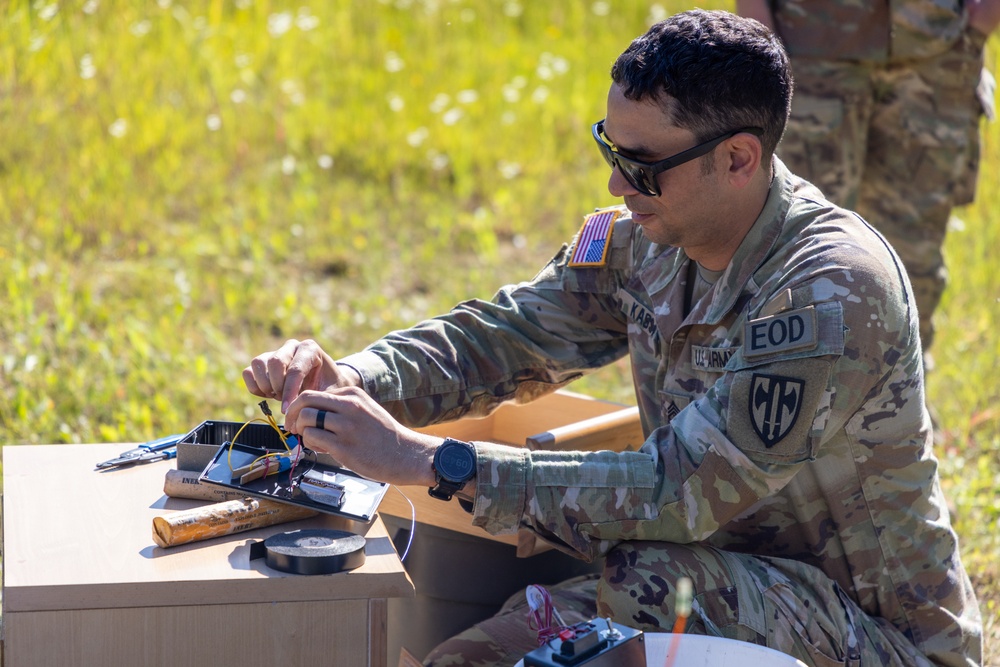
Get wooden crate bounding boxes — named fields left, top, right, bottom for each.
left=378, top=390, right=643, bottom=661
left=378, top=390, right=643, bottom=549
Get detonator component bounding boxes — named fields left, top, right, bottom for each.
left=298, top=468, right=347, bottom=508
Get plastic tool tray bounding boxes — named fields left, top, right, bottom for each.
left=192, top=420, right=388, bottom=523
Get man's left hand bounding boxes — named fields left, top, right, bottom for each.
left=286, top=387, right=442, bottom=488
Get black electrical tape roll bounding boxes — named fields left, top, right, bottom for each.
left=249, top=529, right=366, bottom=575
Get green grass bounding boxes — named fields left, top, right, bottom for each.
left=2, top=0, right=998, bottom=660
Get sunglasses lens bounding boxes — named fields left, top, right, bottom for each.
left=622, top=164, right=657, bottom=197
left=598, top=145, right=616, bottom=169
left=592, top=122, right=659, bottom=196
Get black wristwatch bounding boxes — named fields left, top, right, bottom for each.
left=429, top=438, right=477, bottom=501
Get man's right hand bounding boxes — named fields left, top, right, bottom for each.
left=242, top=338, right=362, bottom=414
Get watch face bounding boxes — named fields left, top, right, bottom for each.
left=437, top=441, right=475, bottom=482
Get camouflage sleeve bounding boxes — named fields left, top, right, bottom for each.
left=469, top=363, right=837, bottom=562
left=471, top=216, right=914, bottom=563
left=338, top=245, right=631, bottom=427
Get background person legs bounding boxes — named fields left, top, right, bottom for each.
left=778, top=30, right=991, bottom=353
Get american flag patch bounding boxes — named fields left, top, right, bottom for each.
left=568, top=209, right=620, bottom=267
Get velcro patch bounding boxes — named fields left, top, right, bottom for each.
left=568, top=209, right=620, bottom=267
left=748, top=374, right=803, bottom=447
left=744, top=306, right=817, bottom=358
left=617, top=288, right=659, bottom=342
left=726, top=358, right=832, bottom=464
left=660, top=390, right=690, bottom=424
left=692, top=345, right=737, bottom=372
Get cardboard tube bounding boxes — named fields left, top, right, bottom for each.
left=152, top=497, right=317, bottom=548
left=163, top=468, right=248, bottom=502
left=524, top=406, right=643, bottom=452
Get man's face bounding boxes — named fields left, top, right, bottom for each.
left=602, top=84, right=726, bottom=252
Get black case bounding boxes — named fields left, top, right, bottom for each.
left=189, top=420, right=388, bottom=523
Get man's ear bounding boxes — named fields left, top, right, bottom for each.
left=724, top=132, right=763, bottom=188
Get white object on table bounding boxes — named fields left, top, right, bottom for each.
left=515, top=633, right=809, bottom=666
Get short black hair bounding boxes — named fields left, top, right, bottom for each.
left=611, top=9, right=791, bottom=159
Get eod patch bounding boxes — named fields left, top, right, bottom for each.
left=744, top=306, right=817, bottom=358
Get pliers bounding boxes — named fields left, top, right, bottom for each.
left=95, top=433, right=186, bottom=470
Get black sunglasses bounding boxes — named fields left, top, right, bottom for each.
left=592, top=120, right=764, bottom=197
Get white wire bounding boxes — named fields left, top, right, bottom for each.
left=391, top=484, right=417, bottom=563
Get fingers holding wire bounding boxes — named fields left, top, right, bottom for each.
left=293, top=402, right=346, bottom=448
left=287, top=388, right=353, bottom=436
left=287, top=388, right=440, bottom=488
left=243, top=339, right=336, bottom=415
left=279, top=340, right=321, bottom=411
left=243, top=339, right=302, bottom=401
left=242, top=361, right=270, bottom=398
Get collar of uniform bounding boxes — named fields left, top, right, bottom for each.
left=702, top=157, right=795, bottom=324
left=635, top=240, right=687, bottom=297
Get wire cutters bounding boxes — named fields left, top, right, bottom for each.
left=95, top=434, right=186, bottom=470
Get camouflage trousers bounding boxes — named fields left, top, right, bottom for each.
left=424, top=542, right=936, bottom=667
left=597, top=541, right=938, bottom=667
left=778, top=27, right=994, bottom=351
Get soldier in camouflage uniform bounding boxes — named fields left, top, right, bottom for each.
left=244, top=10, right=982, bottom=667
left=737, top=0, right=998, bottom=354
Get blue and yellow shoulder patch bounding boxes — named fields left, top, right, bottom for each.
left=568, top=209, right=621, bottom=267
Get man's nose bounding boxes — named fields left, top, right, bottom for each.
left=608, top=166, right=640, bottom=197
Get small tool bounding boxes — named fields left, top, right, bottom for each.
left=95, top=434, right=186, bottom=470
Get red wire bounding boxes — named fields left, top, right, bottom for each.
left=526, top=585, right=570, bottom=646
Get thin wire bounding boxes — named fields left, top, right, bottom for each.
left=286, top=436, right=305, bottom=485
left=226, top=404, right=293, bottom=472
left=392, top=485, right=417, bottom=563
left=526, top=584, right=573, bottom=645
left=226, top=417, right=271, bottom=471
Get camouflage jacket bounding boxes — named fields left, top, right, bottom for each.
left=769, top=0, right=969, bottom=61
left=339, top=159, right=981, bottom=665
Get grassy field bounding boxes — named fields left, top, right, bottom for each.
left=2, top=0, right=998, bottom=660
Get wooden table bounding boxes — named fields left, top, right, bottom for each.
left=1, top=443, right=414, bottom=667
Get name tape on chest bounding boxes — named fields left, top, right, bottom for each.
left=744, top=306, right=818, bottom=358
left=568, top=209, right=621, bottom=268
left=691, top=345, right=738, bottom=372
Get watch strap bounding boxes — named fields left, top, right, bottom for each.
left=428, top=477, right=465, bottom=501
